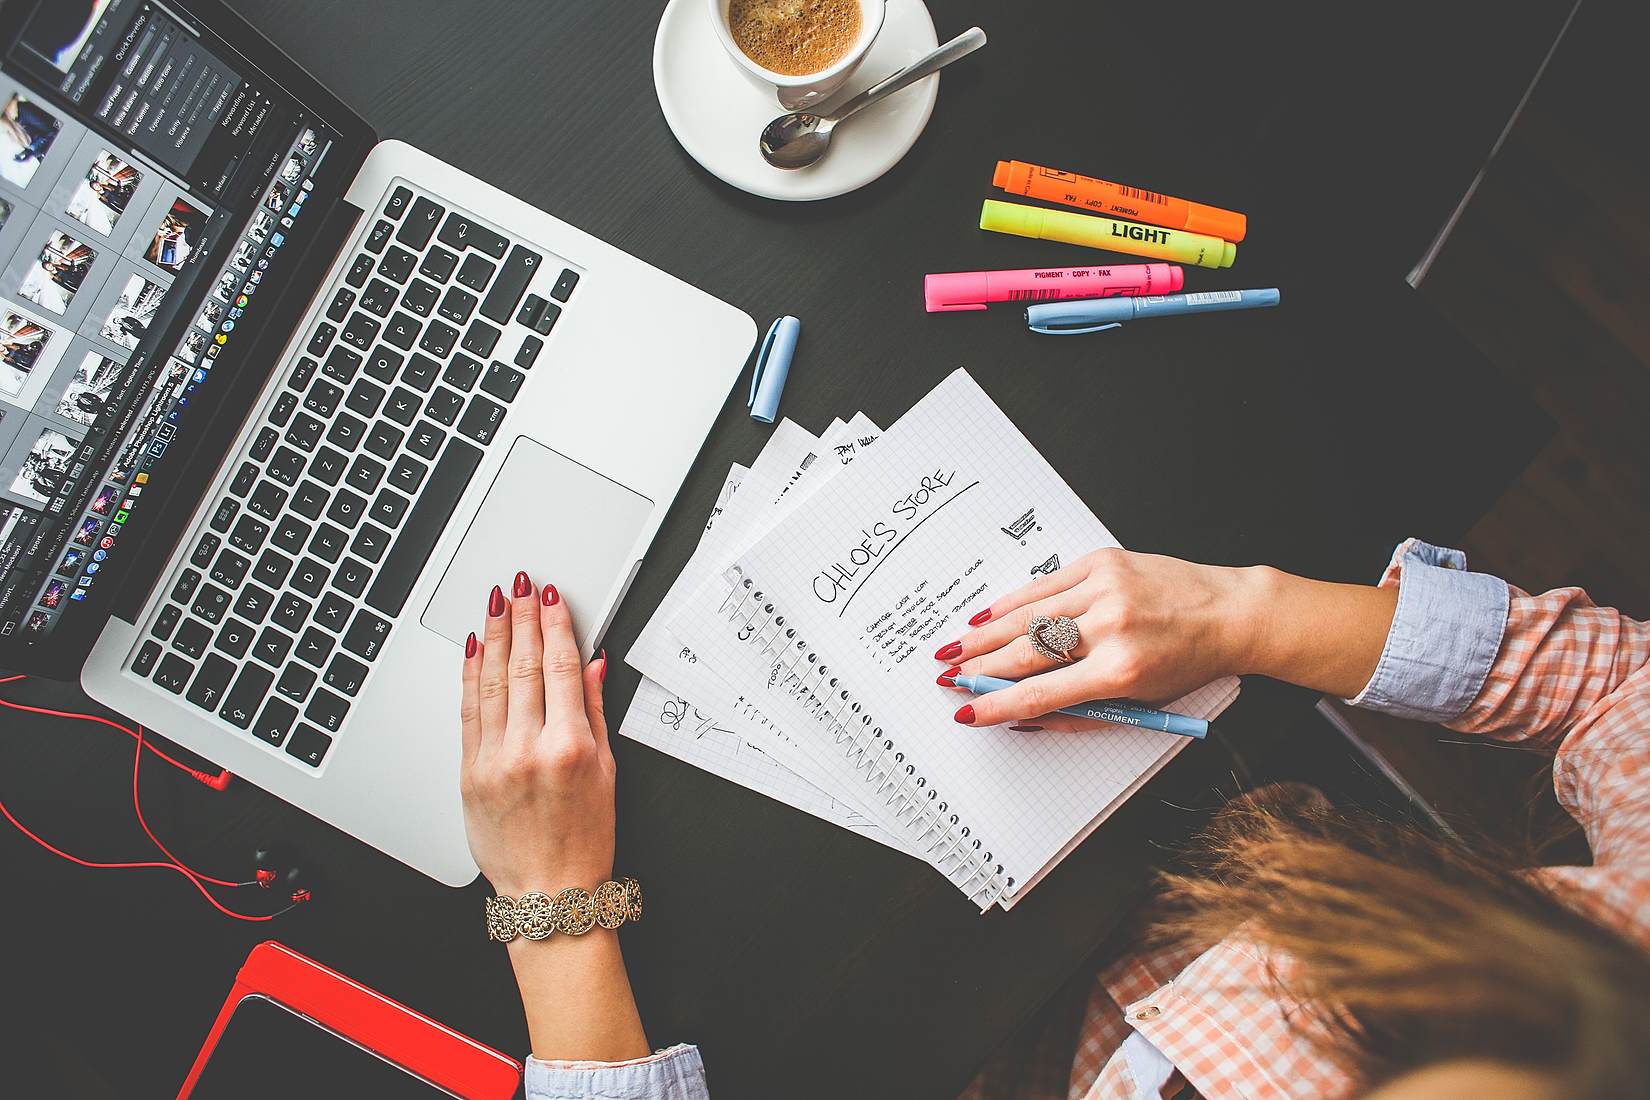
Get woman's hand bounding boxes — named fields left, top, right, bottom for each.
left=459, top=570, right=613, bottom=897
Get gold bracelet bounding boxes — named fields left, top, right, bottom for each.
left=485, top=877, right=642, bottom=943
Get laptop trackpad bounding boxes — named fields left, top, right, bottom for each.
left=421, top=437, right=652, bottom=654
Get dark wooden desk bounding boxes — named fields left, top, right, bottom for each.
left=1, top=3, right=1568, bottom=1096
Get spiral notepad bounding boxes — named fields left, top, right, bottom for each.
left=669, top=370, right=1239, bottom=909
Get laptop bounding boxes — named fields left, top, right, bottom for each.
left=0, top=0, right=754, bottom=884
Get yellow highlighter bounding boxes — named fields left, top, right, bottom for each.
left=980, top=199, right=1237, bottom=269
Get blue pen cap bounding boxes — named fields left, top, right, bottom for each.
left=1025, top=298, right=1133, bottom=335
left=748, top=315, right=799, bottom=424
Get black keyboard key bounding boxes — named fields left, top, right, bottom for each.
left=255, top=549, right=294, bottom=590
left=209, top=498, right=239, bottom=533
left=383, top=311, right=420, bottom=350
left=272, top=593, right=311, bottom=633
left=345, top=378, right=386, bottom=418
left=454, top=253, right=495, bottom=292
left=425, top=387, right=464, bottom=426
left=324, top=653, right=369, bottom=697
left=269, top=391, right=299, bottom=427
left=442, top=354, right=483, bottom=392
left=345, top=253, right=374, bottom=288
left=378, top=245, right=416, bottom=284
left=388, top=454, right=428, bottom=494
left=346, top=454, right=386, bottom=494
left=331, top=557, right=372, bottom=598
left=285, top=412, right=324, bottom=452
left=292, top=557, right=330, bottom=599
left=456, top=394, right=507, bottom=445
left=271, top=514, right=311, bottom=555
left=306, top=323, right=336, bottom=357
left=153, top=653, right=193, bottom=694
left=255, top=626, right=294, bottom=668
left=267, top=447, right=304, bottom=486
left=303, top=379, right=343, bottom=418
left=315, top=591, right=353, bottom=633
left=397, top=196, right=445, bottom=250
left=438, top=213, right=508, bottom=258
left=384, top=387, right=420, bottom=426
left=349, top=523, right=390, bottom=564
left=210, top=548, right=249, bottom=589
left=229, top=515, right=268, bottom=555
left=401, top=279, right=439, bottom=318
left=368, top=488, right=409, bottom=529
left=326, top=412, right=368, bottom=452
left=480, top=244, right=541, bottom=324
left=364, top=421, right=403, bottom=460
left=173, top=617, right=212, bottom=659
left=326, top=287, right=355, bottom=323
left=406, top=422, right=443, bottom=460
left=235, top=583, right=275, bottom=625
left=461, top=319, right=501, bottom=358
left=401, top=353, right=440, bottom=392
left=363, top=345, right=403, bottom=383
left=515, top=334, right=542, bottom=369
left=365, top=437, right=482, bottom=617
left=359, top=278, right=397, bottom=317
left=437, top=285, right=477, bottom=325
left=186, top=654, right=235, bottom=711
left=229, top=461, right=258, bottom=497
left=219, top=663, right=275, bottom=730
left=171, top=569, right=202, bottom=604
left=151, top=603, right=182, bottom=640
left=383, top=186, right=412, bottom=220
left=189, top=533, right=220, bottom=569
left=480, top=362, right=524, bottom=402
left=308, top=522, right=348, bottom=564
left=550, top=268, right=579, bottom=302
left=250, top=426, right=280, bottom=463
left=250, top=697, right=298, bottom=747
left=291, top=480, right=329, bottom=521
left=276, top=662, right=317, bottom=703
left=420, top=246, right=459, bottom=283
left=364, top=219, right=394, bottom=254
left=287, top=724, right=332, bottom=767
left=326, top=488, right=368, bottom=529
left=340, top=311, right=380, bottom=352
left=247, top=480, right=288, bottom=521
left=192, top=584, right=231, bottom=625
left=133, top=640, right=162, bottom=677
left=296, top=627, right=335, bottom=668
left=214, top=616, right=255, bottom=659
left=342, top=608, right=393, bottom=662
left=516, top=295, right=545, bottom=328
left=531, top=301, right=560, bottom=336
left=323, top=344, right=362, bottom=384
left=308, top=446, right=348, bottom=487
left=419, top=319, right=459, bottom=359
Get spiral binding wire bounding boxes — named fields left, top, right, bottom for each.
left=720, top=568, right=1008, bottom=907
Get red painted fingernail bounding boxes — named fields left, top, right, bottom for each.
left=968, top=608, right=992, bottom=626
left=464, top=631, right=477, bottom=658
left=1009, top=724, right=1043, bottom=733
left=954, top=704, right=976, bottom=725
left=598, top=648, right=607, bottom=682
left=541, top=583, right=559, bottom=607
left=936, top=666, right=961, bottom=686
left=487, top=585, right=506, bottom=617
left=512, top=570, right=532, bottom=598
left=935, top=641, right=962, bottom=662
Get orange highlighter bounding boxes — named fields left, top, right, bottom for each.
left=994, top=160, right=1247, bottom=243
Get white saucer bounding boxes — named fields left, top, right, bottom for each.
left=653, top=0, right=939, bottom=201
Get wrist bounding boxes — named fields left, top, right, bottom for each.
left=1212, top=564, right=1285, bottom=678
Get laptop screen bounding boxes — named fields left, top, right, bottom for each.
left=0, top=0, right=354, bottom=657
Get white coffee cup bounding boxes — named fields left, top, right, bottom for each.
left=707, top=0, right=887, bottom=110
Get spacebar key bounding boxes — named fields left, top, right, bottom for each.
left=479, top=245, right=541, bottom=324
left=364, top=436, right=484, bottom=617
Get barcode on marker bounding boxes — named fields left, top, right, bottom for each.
left=1114, top=185, right=1166, bottom=205
left=1185, top=291, right=1242, bottom=305
left=1008, top=289, right=1064, bottom=301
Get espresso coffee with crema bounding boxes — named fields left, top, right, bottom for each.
left=728, top=0, right=862, bottom=77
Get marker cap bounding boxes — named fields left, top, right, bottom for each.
left=748, top=315, right=799, bottom=424
left=1183, top=205, right=1246, bottom=244
left=924, top=273, right=991, bottom=312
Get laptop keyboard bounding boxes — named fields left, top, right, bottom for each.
left=128, top=182, right=579, bottom=771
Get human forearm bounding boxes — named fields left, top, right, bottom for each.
left=508, top=932, right=650, bottom=1062
left=1235, top=566, right=1399, bottom=698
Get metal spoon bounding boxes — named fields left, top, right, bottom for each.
left=759, top=27, right=987, bottom=171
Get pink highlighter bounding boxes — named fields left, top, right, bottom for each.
left=924, top=262, right=1183, bottom=312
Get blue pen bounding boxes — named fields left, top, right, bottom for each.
left=1026, top=288, right=1280, bottom=335
left=942, top=672, right=1208, bottom=739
